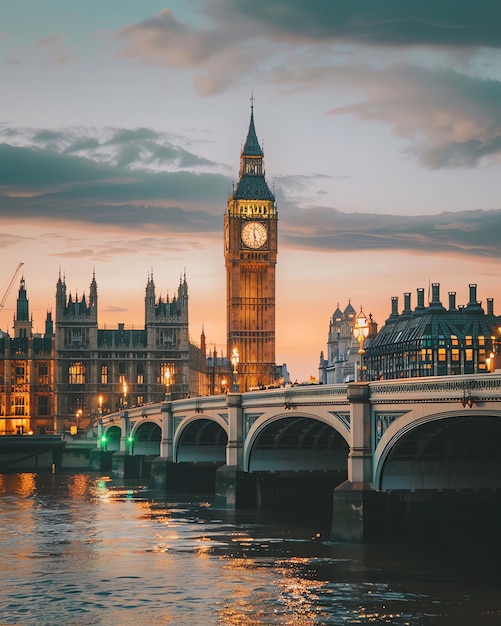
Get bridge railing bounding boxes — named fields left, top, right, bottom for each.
left=368, top=373, right=501, bottom=403
left=241, top=384, right=349, bottom=409
left=100, top=375, right=501, bottom=430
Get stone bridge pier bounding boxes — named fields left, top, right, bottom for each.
left=330, top=383, right=386, bottom=543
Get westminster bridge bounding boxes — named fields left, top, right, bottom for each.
left=98, top=374, right=501, bottom=543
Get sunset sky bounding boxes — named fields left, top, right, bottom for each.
left=1, top=1, right=501, bottom=382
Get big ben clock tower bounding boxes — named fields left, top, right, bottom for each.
left=225, top=100, right=277, bottom=391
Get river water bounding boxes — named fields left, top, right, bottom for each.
left=0, top=472, right=499, bottom=625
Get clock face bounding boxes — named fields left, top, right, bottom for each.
left=241, top=221, right=267, bottom=249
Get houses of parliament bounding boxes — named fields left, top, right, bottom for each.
left=0, top=105, right=284, bottom=435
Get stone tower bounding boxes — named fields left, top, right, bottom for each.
left=224, top=101, right=278, bottom=391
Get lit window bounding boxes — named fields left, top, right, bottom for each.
left=69, top=362, right=86, bottom=385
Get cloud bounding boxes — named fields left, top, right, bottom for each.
left=29, top=33, right=74, bottom=66
left=114, top=3, right=501, bottom=166
left=281, top=205, right=501, bottom=259
left=116, top=8, right=232, bottom=68
left=327, top=64, right=501, bottom=168
left=217, top=1, right=501, bottom=48
left=1, top=126, right=500, bottom=262
left=0, top=128, right=227, bottom=233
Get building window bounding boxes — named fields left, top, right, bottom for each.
left=479, top=349, right=486, bottom=367
left=137, top=374, right=144, bottom=384
left=158, top=329, right=174, bottom=347
left=67, top=328, right=86, bottom=347
left=465, top=349, right=473, bottom=361
left=465, top=336, right=472, bottom=347
left=12, top=395, right=26, bottom=416
left=451, top=335, right=458, bottom=346
left=420, top=348, right=432, bottom=362
left=438, top=348, right=446, bottom=362
left=101, top=365, right=108, bottom=384
left=478, top=336, right=485, bottom=346
left=15, top=363, right=26, bottom=384
left=38, top=396, right=49, bottom=416
left=69, top=362, right=86, bottom=385
left=451, top=349, right=460, bottom=362
left=38, top=363, right=48, bottom=385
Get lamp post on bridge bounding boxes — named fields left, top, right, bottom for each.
left=164, top=367, right=171, bottom=400
left=231, top=347, right=239, bottom=393
left=122, top=380, right=128, bottom=409
left=353, top=307, right=370, bottom=381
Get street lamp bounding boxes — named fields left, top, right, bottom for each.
left=231, top=347, right=239, bottom=392
left=75, top=408, right=83, bottom=433
left=221, top=378, right=227, bottom=394
left=164, top=367, right=171, bottom=400
left=97, top=395, right=105, bottom=450
left=486, top=352, right=495, bottom=373
left=353, top=307, right=370, bottom=381
left=122, top=380, right=128, bottom=409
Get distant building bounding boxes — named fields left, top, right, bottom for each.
left=319, top=302, right=378, bottom=384
left=364, top=283, right=500, bottom=379
left=0, top=272, right=229, bottom=435
left=0, top=277, right=54, bottom=435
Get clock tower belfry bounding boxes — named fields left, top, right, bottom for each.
left=225, top=101, right=278, bottom=391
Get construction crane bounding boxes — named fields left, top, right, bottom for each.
left=0, top=262, right=24, bottom=312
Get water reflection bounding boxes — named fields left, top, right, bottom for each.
left=0, top=473, right=499, bottom=625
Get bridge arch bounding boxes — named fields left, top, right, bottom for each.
left=103, top=425, right=121, bottom=452
left=374, top=409, right=501, bottom=491
left=132, top=420, right=162, bottom=456
left=244, top=411, right=350, bottom=473
left=173, top=414, right=228, bottom=463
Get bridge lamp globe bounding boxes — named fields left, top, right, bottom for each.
left=231, top=348, right=240, bottom=392
left=164, top=368, right=171, bottom=400
left=353, top=308, right=370, bottom=380
left=122, top=380, right=128, bottom=408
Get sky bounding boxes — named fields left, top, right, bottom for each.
left=1, top=1, right=501, bottom=382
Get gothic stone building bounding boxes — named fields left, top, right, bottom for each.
left=0, top=278, right=54, bottom=435
left=318, top=301, right=378, bottom=384
left=0, top=272, right=220, bottom=435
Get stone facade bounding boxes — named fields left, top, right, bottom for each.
left=0, top=273, right=227, bottom=435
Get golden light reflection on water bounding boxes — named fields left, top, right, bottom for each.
left=356, top=607, right=404, bottom=623
left=16, top=472, right=36, bottom=497
left=196, top=535, right=212, bottom=557
left=67, top=473, right=91, bottom=498
left=275, top=557, right=327, bottom=625
left=216, top=555, right=328, bottom=625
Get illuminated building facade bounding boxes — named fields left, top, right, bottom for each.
left=0, top=272, right=218, bottom=435
left=365, top=283, right=500, bottom=379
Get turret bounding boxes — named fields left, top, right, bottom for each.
left=13, top=276, right=32, bottom=339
